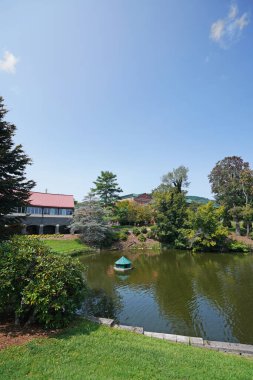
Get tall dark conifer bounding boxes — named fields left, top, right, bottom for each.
left=0, top=96, right=35, bottom=237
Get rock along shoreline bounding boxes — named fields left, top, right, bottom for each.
left=85, top=316, right=253, bottom=357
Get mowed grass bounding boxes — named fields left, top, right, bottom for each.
left=0, top=320, right=253, bottom=380
left=43, top=239, right=91, bottom=255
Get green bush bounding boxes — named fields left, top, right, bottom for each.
left=228, top=240, right=250, bottom=253
left=146, top=231, right=153, bottom=239
left=140, top=226, right=148, bottom=234
left=118, top=231, right=128, bottom=241
left=146, top=226, right=158, bottom=239
left=132, top=227, right=140, bottom=236
left=138, top=234, right=146, bottom=242
left=0, top=236, right=86, bottom=328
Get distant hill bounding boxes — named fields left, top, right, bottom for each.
left=186, top=196, right=213, bottom=204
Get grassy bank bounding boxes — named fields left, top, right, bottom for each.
left=0, top=320, right=253, bottom=379
left=43, top=239, right=92, bottom=255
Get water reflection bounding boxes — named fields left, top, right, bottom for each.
left=81, top=249, right=253, bottom=344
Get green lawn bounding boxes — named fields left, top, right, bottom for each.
left=43, top=239, right=92, bottom=255
left=0, top=320, right=253, bottom=379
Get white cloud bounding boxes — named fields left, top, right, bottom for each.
left=0, top=51, right=18, bottom=74
left=210, top=2, right=250, bottom=48
left=236, top=13, right=249, bottom=30
left=228, top=4, right=238, bottom=20
left=210, top=20, right=225, bottom=42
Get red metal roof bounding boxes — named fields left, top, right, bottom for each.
left=29, top=192, right=74, bottom=208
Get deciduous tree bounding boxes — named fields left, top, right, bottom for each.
left=71, top=194, right=113, bottom=247
left=186, top=202, right=228, bottom=252
left=158, top=166, right=190, bottom=193
left=209, top=156, right=250, bottom=235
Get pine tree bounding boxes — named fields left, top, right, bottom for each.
left=0, top=97, right=35, bottom=237
left=91, top=171, right=122, bottom=207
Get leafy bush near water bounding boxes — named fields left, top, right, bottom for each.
left=132, top=227, right=140, bottom=236
left=118, top=231, right=128, bottom=241
left=0, top=236, right=87, bottom=328
left=138, top=234, right=146, bottom=242
left=228, top=240, right=250, bottom=253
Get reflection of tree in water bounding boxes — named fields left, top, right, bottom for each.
left=80, top=253, right=123, bottom=319
left=192, top=253, right=253, bottom=344
left=81, top=288, right=119, bottom=321
left=154, top=251, right=253, bottom=343
left=153, top=251, right=199, bottom=336
left=81, top=250, right=253, bottom=344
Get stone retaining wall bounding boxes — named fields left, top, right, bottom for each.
left=85, top=316, right=253, bottom=356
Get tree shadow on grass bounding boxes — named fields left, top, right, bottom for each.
left=55, top=318, right=101, bottom=340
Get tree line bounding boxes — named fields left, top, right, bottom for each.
left=1, top=96, right=253, bottom=250
left=72, top=160, right=253, bottom=252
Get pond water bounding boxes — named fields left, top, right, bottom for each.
left=81, top=249, right=253, bottom=344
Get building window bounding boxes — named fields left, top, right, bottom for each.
left=59, top=208, right=73, bottom=215
left=50, top=208, right=59, bottom=215
left=43, top=208, right=59, bottom=215
left=26, top=207, right=42, bottom=215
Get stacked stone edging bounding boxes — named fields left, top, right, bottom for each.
left=85, top=316, right=253, bottom=356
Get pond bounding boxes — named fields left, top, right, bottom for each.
left=81, top=249, right=253, bottom=344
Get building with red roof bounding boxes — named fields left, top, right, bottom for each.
left=14, top=192, right=75, bottom=235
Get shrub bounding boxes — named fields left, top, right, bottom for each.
left=140, top=226, right=148, bottom=234
left=132, top=227, right=140, bottom=236
left=118, top=231, right=128, bottom=241
left=146, top=231, right=153, bottom=239
left=228, top=240, right=250, bottom=253
left=0, top=236, right=86, bottom=328
left=147, top=226, right=158, bottom=239
left=138, top=234, right=146, bottom=242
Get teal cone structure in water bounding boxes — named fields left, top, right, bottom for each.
left=114, top=256, right=132, bottom=272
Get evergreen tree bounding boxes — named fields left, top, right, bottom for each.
left=0, top=97, right=35, bottom=237
left=91, top=171, right=122, bottom=207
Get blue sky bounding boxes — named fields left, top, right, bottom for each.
left=1, top=0, right=253, bottom=201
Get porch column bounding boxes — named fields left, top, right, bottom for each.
left=55, top=224, right=60, bottom=234
left=21, top=225, right=27, bottom=235
left=39, top=224, right=44, bottom=234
